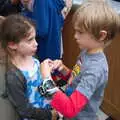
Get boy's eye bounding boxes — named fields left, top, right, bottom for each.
left=79, top=32, right=83, bottom=34
left=76, top=30, right=82, bottom=34
left=75, top=29, right=83, bottom=34
left=78, top=30, right=84, bottom=34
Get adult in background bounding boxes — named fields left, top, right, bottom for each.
left=20, top=0, right=72, bottom=62
left=0, top=0, right=21, bottom=16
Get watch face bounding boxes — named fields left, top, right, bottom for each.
left=38, top=79, right=55, bottom=96
left=44, top=80, right=55, bottom=89
left=38, top=86, right=46, bottom=96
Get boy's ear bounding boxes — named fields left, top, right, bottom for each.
left=8, top=42, right=17, bottom=50
left=99, top=30, right=107, bottom=42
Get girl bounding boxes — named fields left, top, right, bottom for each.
left=0, top=14, right=57, bottom=120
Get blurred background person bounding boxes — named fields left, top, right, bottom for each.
left=20, top=0, right=72, bottom=62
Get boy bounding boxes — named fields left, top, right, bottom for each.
left=40, top=0, right=120, bottom=120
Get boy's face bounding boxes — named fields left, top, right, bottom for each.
left=74, top=26, right=100, bottom=51
left=15, top=27, right=38, bottom=56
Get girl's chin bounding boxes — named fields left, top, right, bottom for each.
left=31, top=51, right=36, bottom=56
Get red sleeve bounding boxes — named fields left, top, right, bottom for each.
left=51, top=90, right=88, bottom=118
left=52, top=70, right=72, bottom=81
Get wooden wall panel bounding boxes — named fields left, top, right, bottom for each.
left=62, top=10, right=79, bottom=68
left=101, top=34, right=120, bottom=120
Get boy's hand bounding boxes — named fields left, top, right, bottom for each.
left=52, top=60, right=70, bottom=76
left=52, top=60, right=63, bottom=71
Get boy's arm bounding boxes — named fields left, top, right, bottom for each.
left=51, top=90, right=88, bottom=118
left=50, top=67, right=102, bottom=118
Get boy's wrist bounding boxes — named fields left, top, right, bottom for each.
left=60, top=65, right=70, bottom=76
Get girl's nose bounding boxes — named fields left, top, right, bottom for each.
left=35, top=40, right=38, bottom=46
left=33, top=39, right=38, bottom=47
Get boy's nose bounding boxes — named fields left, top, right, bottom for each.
left=74, top=33, right=77, bottom=40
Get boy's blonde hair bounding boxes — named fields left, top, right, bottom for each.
left=73, top=0, right=120, bottom=43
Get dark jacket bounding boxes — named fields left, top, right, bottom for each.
left=0, top=0, right=21, bottom=16
left=6, top=62, right=52, bottom=120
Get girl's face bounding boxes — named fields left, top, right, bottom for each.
left=15, top=27, right=38, bottom=56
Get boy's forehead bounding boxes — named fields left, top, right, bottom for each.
left=74, top=23, right=82, bottom=31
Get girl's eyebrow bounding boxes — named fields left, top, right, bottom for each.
left=27, top=36, right=35, bottom=41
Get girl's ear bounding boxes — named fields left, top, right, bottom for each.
left=8, top=42, right=17, bottom=50
left=99, top=30, right=107, bottom=42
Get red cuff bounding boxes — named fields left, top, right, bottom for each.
left=51, top=90, right=88, bottom=118
left=52, top=70, right=72, bottom=81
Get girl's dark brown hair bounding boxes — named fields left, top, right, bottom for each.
left=0, top=16, right=5, bottom=24
left=0, top=16, right=5, bottom=41
left=0, top=14, right=35, bottom=49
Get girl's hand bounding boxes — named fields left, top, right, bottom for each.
left=40, top=59, right=53, bottom=79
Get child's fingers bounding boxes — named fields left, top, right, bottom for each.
left=53, top=60, right=63, bottom=70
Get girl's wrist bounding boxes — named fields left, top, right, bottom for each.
left=42, top=75, right=52, bottom=80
